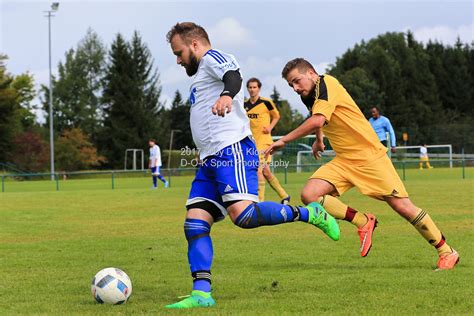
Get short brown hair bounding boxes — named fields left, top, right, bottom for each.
left=166, top=22, right=211, bottom=45
left=281, top=58, right=317, bottom=79
left=149, top=138, right=156, bottom=143
left=246, top=77, right=262, bottom=88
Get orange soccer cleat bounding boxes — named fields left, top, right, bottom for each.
left=357, top=214, right=378, bottom=257
left=436, top=249, right=459, bottom=271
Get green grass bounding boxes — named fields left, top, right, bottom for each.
left=0, top=169, right=473, bottom=315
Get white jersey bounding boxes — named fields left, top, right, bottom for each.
left=420, top=146, right=428, bottom=158
left=149, top=144, right=162, bottom=167
left=189, top=49, right=252, bottom=159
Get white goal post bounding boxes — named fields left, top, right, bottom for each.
left=296, top=150, right=335, bottom=172
left=124, top=149, right=145, bottom=170
left=273, top=135, right=453, bottom=171
left=296, top=144, right=453, bottom=172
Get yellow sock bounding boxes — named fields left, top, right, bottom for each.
left=258, top=181, right=266, bottom=202
left=267, top=175, right=288, bottom=199
left=426, top=161, right=432, bottom=168
left=410, top=209, right=451, bottom=255
left=317, top=195, right=368, bottom=228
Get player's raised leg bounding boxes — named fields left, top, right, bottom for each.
left=384, top=197, right=459, bottom=270
left=228, top=199, right=339, bottom=241
left=222, top=137, right=339, bottom=240
left=301, top=178, right=377, bottom=256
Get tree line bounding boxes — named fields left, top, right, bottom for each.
left=330, top=32, right=473, bottom=150
left=0, top=29, right=472, bottom=172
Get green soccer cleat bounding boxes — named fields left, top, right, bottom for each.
left=165, top=290, right=215, bottom=309
left=306, top=202, right=340, bottom=241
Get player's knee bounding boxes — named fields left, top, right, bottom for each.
left=184, top=218, right=211, bottom=241
left=233, top=203, right=259, bottom=229
left=262, top=167, right=272, bottom=179
left=300, top=189, right=322, bottom=205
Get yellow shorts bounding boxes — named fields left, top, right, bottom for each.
left=420, top=157, right=429, bottom=162
left=257, top=143, right=272, bottom=166
left=311, top=154, right=408, bottom=200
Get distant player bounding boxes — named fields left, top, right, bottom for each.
left=419, top=143, right=434, bottom=169
left=369, top=106, right=396, bottom=154
left=266, top=58, right=458, bottom=270
left=244, top=78, right=290, bottom=204
left=148, top=139, right=168, bottom=188
left=165, top=23, right=339, bottom=309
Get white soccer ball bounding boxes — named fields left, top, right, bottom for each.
left=91, top=267, right=132, bottom=304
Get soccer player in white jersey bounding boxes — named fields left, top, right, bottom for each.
left=148, top=139, right=168, bottom=188
left=164, top=22, right=340, bottom=309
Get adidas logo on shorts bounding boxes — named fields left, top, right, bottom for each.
left=224, top=184, right=233, bottom=192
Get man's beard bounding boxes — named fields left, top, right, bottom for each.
left=300, top=83, right=317, bottom=110
left=184, top=52, right=199, bottom=76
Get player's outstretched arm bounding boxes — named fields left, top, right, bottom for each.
left=265, top=114, right=325, bottom=157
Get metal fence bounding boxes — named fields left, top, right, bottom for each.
left=1, top=158, right=473, bottom=193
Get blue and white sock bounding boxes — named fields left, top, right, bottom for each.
left=184, top=219, right=213, bottom=292
left=234, top=202, right=309, bottom=228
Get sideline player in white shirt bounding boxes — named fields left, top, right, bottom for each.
left=148, top=139, right=169, bottom=188
left=164, top=22, right=339, bottom=309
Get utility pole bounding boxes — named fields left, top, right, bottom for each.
left=45, top=2, right=59, bottom=181
left=167, top=129, right=181, bottom=170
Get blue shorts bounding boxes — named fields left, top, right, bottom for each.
left=151, top=166, right=160, bottom=174
left=186, top=136, right=259, bottom=220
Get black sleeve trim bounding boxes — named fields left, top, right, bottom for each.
left=220, top=70, right=242, bottom=99
left=262, top=100, right=275, bottom=111
left=318, top=76, right=328, bottom=101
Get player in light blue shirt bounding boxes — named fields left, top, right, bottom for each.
left=369, top=106, right=396, bottom=153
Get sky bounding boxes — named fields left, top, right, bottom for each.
left=1, top=0, right=472, bottom=122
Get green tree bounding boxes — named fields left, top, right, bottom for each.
left=335, top=67, right=383, bottom=115
left=41, top=28, right=106, bottom=138
left=100, top=32, right=163, bottom=168
left=75, top=28, right=107, bottom=138
left=0, top=54, right=19, bottom=160
left=270, top=86, right=304, bottom=135
left=11, top=72, right=37, bottom=129
left=166, top=90, right=193, bottom=150
left=328, top=31, right=455, bottom=147
left=0, top=55, right=40, bottom=160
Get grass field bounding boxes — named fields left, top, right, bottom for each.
left=0, top=168, right=473, bottom=315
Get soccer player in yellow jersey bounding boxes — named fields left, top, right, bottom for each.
left=265, top=58, right=459, bottom=270
left=245, top=78, right=290, bottom=204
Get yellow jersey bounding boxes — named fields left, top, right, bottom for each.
left=303, top=75, right=385, bottom=165
left=244, top=97, right=280, bottom=148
